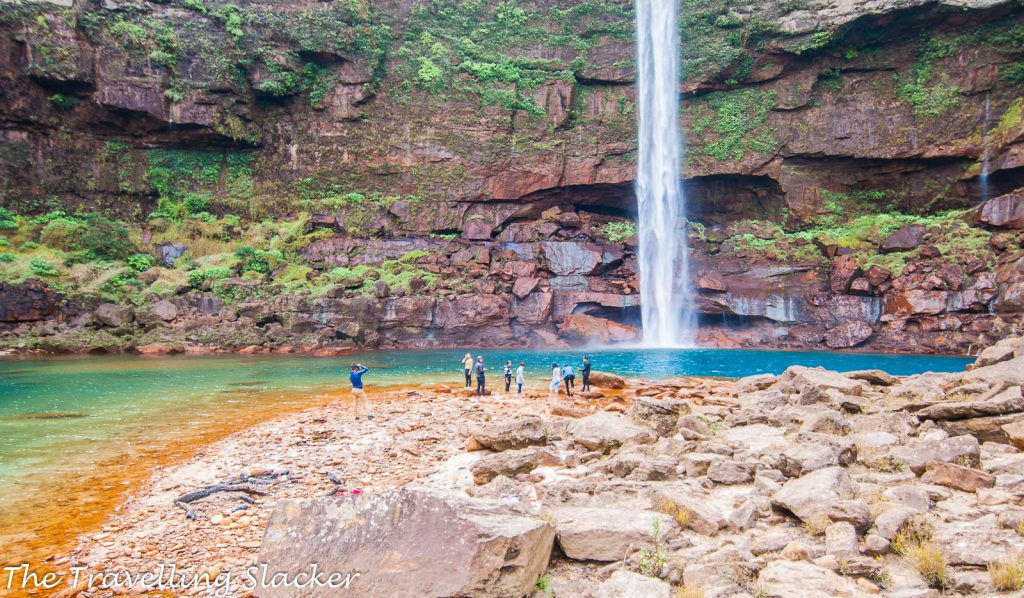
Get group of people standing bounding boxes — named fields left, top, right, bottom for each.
left=461, top=353, right=592, bottom=397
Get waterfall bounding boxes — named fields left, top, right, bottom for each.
left=980, top=91, right=992, bottom=202
left=634, top=0, right=694, bottom=347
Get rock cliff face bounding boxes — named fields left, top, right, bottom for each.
left=1, top=0, right=1024, bottom=353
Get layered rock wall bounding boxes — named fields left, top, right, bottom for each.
left=2, top=0, right=1024, bottom=352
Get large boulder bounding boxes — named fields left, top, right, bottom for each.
left=470, top=448, right=543, bottom=485
left=780, top=366, right=865, bottom=397
left=779, top=444, right=840, bottom=478
left=915, top=385, right=1024, bottom=420
left=629, top=396, right=691, bottom=436
left=468, top=417, right=547, bottom=452
left=875, top=433, right=980, bottom=475
left=879, top=224, right=926, bottom=253
left=147, top=300, right=178, bottom=322
left=540, top=242, right=603, bottom=276
left=756, top=560, right=861, bottom=598
left=974, top=188, right=1024, bottom=228
left=823, top=321, right=873, bottom=349
left=94, top=303, right=134, bottom=327
left=829, top=255, right=860, bottom=293
left=964, top=355, right=1024, bottom=386
left=650, top=486, right=726, bottom=536
left=587, top=371, right=625, bottom=389
left=549, top=507, right=677, bottom=562
left=568, top=412, right=652, bottom=453
left=920, top=461, right=995, bottom=492
left=706, top=460, right=757, bottom=485
left=257, top=489, right=555, bottom=598
left=1003, top=419, right=1024, bottom=450
left=772, top=467, right=859, bottom=524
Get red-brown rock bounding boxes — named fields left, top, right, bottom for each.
left=974, top=189, right=1024, bottom=229
left=921, top=462, right=995, bottom=492
left=830, top=255, right=861, bottom=293
left=560, top=313, right=639, bottom=344
left=824, top=321, right=873, bottom=349
left=697, top=272, right=727, bottom=292
left=879, top=225, right=926, bottom=253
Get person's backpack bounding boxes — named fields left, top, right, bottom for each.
left=476, top=363, right=485, bottom=376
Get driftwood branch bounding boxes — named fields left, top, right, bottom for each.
left=173, top=484, right=269, bottom=519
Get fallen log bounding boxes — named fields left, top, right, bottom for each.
left=173, top=484, right=268, bottom=519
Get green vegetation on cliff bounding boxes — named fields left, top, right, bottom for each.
left=710, top=204, right=992, bottom=277
left=690, top=88, right=779, bottom=160
left=394, top=0, right=631, bottom=115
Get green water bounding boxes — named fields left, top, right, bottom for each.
left=0, top=348, right=971, bottom=494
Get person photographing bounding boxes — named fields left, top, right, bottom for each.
left=349, top=363, right=373, bottom=420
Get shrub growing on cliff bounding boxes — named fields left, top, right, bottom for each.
left=29, top=258, right=59, bottom=277
left=187, top=267, right=232, bottom=288
left=127, top=254, right=155, bottom=273
left=601, top=220, right=636, bottom=242
left=39, top=217, right=86, bottom=251
left=0, top=207, right=17, bottom=231
left=76, top=213, right=136, bottom=261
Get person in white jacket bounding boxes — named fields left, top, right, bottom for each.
left=549, top=362, right=561, bottom=397
left=515, top=363, right=525, bottom=394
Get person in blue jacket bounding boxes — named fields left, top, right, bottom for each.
left=349, top=363, right=373, bottom=420
left=561, top=363, right=575, bottom=397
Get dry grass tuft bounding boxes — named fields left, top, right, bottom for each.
left=989, top=555, right=1024, bottom=592
left=676, top=586, right=705, bottom=598
left=893, top=516, right=948, bottom=590
left=655, top=498, right=692, bottom=530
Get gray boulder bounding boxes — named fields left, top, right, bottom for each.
left=568, top=412, right=652, bottom=453
left=756, top=560, right=861, bottom=598
left=147, top=300, right=178, bottom=322
left=651, top=486, right=726, bottom=536
left=94, top=303, right=134, bottom=327
left=827, top=500, right=873, bottom=532
left=470, top=448, right=543, bottom=485
left=549, top=507, right=677, bottom=562
left=707, top=460, right=757, bottom=485
left=468, top=417, right=547, bottom=452
left=772, top=466, right=859, bottom=524
left=257, top=489, right=555, bottom=597
left=964, top=355, right=1024, bottom=386
left=629, top=396, right=691, bottom=436
left=915, top=385, right=1024, bottom=420
left=779, top=444, right=840, bottom=478
left=881, top=433, right=980, bottom=475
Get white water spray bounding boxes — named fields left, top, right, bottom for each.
left=635, top=0, right=694, bottom=347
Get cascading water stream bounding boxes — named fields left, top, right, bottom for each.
left=634, top=0, right=694, bottom=347
left=980, top=91, right=992, bottom=202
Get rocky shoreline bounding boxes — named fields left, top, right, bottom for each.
left=42, top=337, right=1024, bottom=597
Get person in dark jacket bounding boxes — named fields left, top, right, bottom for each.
left=475, top=356, right=487, bottom=396
left=503, top=361, right=513, bottom=392
left=581, top=356, right=592, bottom=392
